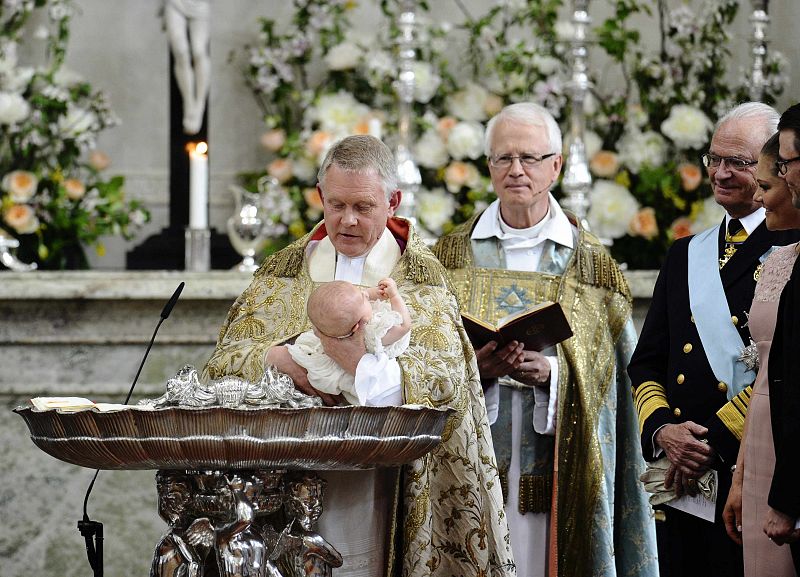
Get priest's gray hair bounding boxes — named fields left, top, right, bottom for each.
left=317, top=135, right=398, bottom=202
left=716, top=102, right=780, bottom=144
left=484, top=102, right=563, bottom=157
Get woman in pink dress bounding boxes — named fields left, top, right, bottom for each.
left=723, top=133, right=800, bottom=576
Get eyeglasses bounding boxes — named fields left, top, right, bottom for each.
left=701, top=153, right=758, bottom=171
left=489, top=152, right=557, bottom=169
left=776, top=156, right=800, bottom=176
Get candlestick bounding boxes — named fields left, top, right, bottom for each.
left=393, top=0, right=428, bottom=238
left=560, top=0, right=593, bottom=230
left=189, top=141, right=209, bottom=230
left=749, top=1, right=770, bottom=102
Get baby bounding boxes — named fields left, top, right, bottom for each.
left=286, top=278, right=411, bottom=405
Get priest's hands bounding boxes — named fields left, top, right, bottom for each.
left=763, top=507, right=800, bottom=545
left=656, top=421, right=714, bottom=497
left=316, top=328, right=366, bottom=376
left=475, top=341, right=550, bottom=386
left=265, top=345, right=340, bottom=406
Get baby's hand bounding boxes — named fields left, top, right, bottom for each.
left=378, top=278, right=398, bottom=299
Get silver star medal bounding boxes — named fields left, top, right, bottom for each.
left=738, top=339, right=759, bottom=372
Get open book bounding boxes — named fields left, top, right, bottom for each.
left=30, top=397, right=128, bottom=412
left=461, top=301, right=573, bottom=352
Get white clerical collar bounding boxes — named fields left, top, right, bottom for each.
left=726, top=207, right=765, bottom=236
left=472, top=195, right=574, bottom=249
left=308, top=226, right=400, bottom=285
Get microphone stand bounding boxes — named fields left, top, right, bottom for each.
left=76, top=282, right=185, bottom=577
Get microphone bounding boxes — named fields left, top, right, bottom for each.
left=77, top=281, right=185, bottom=577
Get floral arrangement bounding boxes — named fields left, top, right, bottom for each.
left=1, top=0, right=148, bottom=269
left=584, top=0, right=788, bottom=268
left=238, top=0, right=787, bottom=268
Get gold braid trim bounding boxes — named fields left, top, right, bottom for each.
left=634, top=381, right=670, bottom=434
left=576, top=232, right=632, bottom=301
left=716, top=385, right=753, bottom=441
left=518, top=474, right=553, bottom=514
left=498, top=467, right=509, bottom=504
left=254, top=232, right=311, bottom=279
left=431, top=214, right=480, bottom=270
left=401, top=225, right=449, bottom=286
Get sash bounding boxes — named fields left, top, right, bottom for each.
left=687, top=227, right=755, bottom=399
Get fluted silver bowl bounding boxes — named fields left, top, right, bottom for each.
left=14, top=405, right=455, bottom=471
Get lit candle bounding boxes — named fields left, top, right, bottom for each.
left=189, top=141, right=209, bottom=230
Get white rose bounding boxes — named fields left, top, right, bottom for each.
left=532, top=54, right=560, bottom=76
left=412, top=61, right=440, bottom=104
left=588, top=180, right=640, bottom=240
left=324, top=42, right=362, bottom=71
left=59, top=104, right=97, bottom=136
left=2, top=65, right=33, bottom=93
left=690, top=196, right=726, bottom=234
left=417, top=188, right=456, bottom=234
left=446, top=121, right=485, bottom=161
left=617, top=129, right=667, bottom=173
left=310, top=91, right=370, bottom=135
left=0, top=91, right=29, bottom=124
left=413, top=129, right=449, bottom=169
left=446, top=82, right=489, bottom=122
left=2, top=170, right=38, bottom=202
left=661, top=104, right=714, bottom=150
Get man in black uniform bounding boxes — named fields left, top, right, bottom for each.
left=629, top=102, right=800, bottom=577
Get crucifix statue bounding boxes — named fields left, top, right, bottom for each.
left=163, top=0, right=211, bottom=135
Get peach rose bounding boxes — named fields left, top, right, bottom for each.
left=678, top=162, right=702, bottom=192
left=63, top=178, right=86, bottom=200
left=444, top=161, right=480, bottom=193
left=267, top=158, right=293, bottom=184
left=303, top=187, right=323, bottom=210
left=483, top=93, right=504, bottom=117
left=88, top=150, right=111, bottom=171
left=670, top=216, right=693, bottom=240
left=352, top=118, right=371, bottom=135
left=589, top=151, right=620, bottom=178
left=306, top=130, right=334, bottom=158
left=629, top=207, right=659, bottom=240
left=4, top=203, right=39, bottom=234
left=2, top=170, right=38, bottom=202
left=436, top=116, right=458, bottom=142
left=260, top=128, right=286, bottom=152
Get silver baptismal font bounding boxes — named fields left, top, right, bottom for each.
left=15, top=366, right=453, bottom=577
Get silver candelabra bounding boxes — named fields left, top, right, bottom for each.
left=560, top=0, right=593, bottom=229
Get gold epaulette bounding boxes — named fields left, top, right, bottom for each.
left=634, top=381, right=670, bottom=433
left=577, top=233, right=632, bottom=301
left=254, top=233, right=310, bottom=279
left=716, top=385, right=752, bottom=441
left=431, top=215, right=480, bottom=270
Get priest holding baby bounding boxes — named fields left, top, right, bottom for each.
left=202, top=135, right=514, bottom=576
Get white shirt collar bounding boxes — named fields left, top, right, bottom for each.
left=471, top=195, right=574, bottom=249
left=726, top=207, right=765, bottom=235
left=308, top=227, right=400, bottom=285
